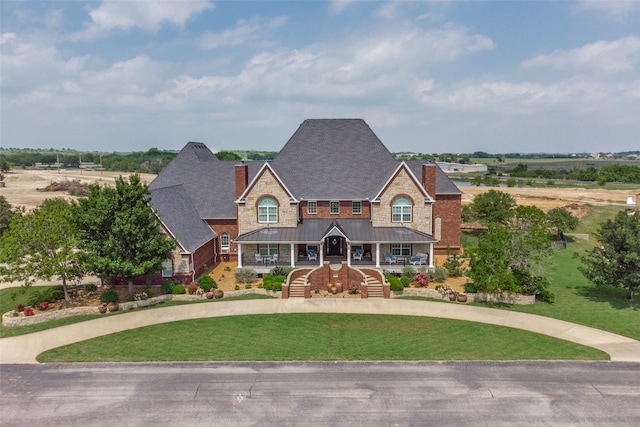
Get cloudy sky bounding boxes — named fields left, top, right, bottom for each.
left=1, top=1, right=639, bottom=154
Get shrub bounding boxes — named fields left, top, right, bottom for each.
left=411, top=272, right=429, bottom=288
left=245, top=284, right=252, bottom=289
left=442, top=252, right=465, bottom=277
left=84, top=283, right=98, bottom=293
left=401, top=265, right=417, bottom=277
left=172, top=284, right=186, bottom=295
left=196, top=275, right=217, bottom=292
left=23, top=307, right=34, bottom=316
left=235, top=268, right=257, bottom=283
left=270, top=265, right=293, bottom=278
left=126, top=295, right=135, bottom=302
left=388, top=276, right=404, bottom=292
left=428, top=267, right=448, bottom=283
left=45, top=288, right=65, bottom=301
left=263, top=274, right=286, bottom=292
left=464, top=282, right=479, bottom=293
left=400, top=276, right=411, bottom=288
left=160, top=280, right=175, bottom=295
left=26, top=290, right=47, bottom=307
left=100, top=289, right=119, bottom=303
left=142, top=288, right=154, bottom=298
left=234, top=285, right=240, bottom=290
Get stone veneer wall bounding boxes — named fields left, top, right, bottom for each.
left=393, top=288, right=535, bottom=305
left=237, top=168, right=298, bottom=234
left=372, top=168, right=432, bottom=235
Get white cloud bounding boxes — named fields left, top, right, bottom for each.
left=70, top=0, right=213, bottom=40
left=200, top=16, right=287, bottom=49
left=522, top=36, right=640, bottom=74
left=329, top=0, right=357, bottom=15
left=573, top=0, right=640, bottom=21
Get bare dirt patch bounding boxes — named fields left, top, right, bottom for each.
left=0, top=170, right=157, bottom=210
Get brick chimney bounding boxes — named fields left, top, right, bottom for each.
left=235, top=162, right=248, bottom=199
left=422, top=163, right=437, bottom=198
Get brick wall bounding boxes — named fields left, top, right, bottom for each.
left=207, top=219, right=238, bottom=262
left=433, top=194, right=461, bottom=253
left=299, top=200, right=371, bottom=219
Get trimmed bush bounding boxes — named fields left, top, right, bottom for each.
left=196, top=274, right=217, bottom=292
left=388, top=276, right=404, bottom=292
left=262, top=274, right=286, bottom=292
left=235, top=268, right=257, bottom=284
left=172, top=284, right=186, bottom=295
left=160, top=280, right=175, bottom=295
left=401, top=265, right=417, bottom=277
left=428, top=267, right=448, bottom=283
left=84, top=283, right=98, bottom=293
left=100, top=289, right=119, bottom=303
left=270, top=265, right=293, bottom=278
left=400, top=276, right=411, bottom=288
left=142, top=288, right=154, bottom=298
left=464, top=282, right=479, bottom=293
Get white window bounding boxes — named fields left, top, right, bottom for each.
left=161, top=258, right=173, bottom=277
left=220, top=232, right=230, bottom=253
left=259, top=244, right=278, bottom=256
left=391, top=244, right=411, bottom=256
left=352, top=201, right=361, bottom=214
left=308, top=201, right=317, bottom=214
left=258, top=197, right=278, bottom=223
left=306, top=244, right=319, bottom=253
left=392, top=197, right=412, bottom=222
left=330, top=201, right=340, bottom=214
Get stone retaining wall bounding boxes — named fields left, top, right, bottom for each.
left=392, top=288, right=535, bottom=305
left=2, top=289, right=281, bottom=327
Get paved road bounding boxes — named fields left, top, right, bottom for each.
left=2, top=362, right=639, bottom=426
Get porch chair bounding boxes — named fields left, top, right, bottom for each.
left=255, top=253, right=263, bottom=264
left=268, top=253, right=278, bottom=264
left=353, top=249, right=364, bottom=261
left=384, top=252, right=397, bottom=264
left=409, top=253, right=428, bottom=265
left=307, top=249, right=317, bottom=261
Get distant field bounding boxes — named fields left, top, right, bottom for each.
left=471, top=157, right=640, bottom=171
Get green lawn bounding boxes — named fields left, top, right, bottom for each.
left=37, top=313, right=607, bottom=362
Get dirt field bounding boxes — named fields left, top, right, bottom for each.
left=0, top=170, right=157, bottom=210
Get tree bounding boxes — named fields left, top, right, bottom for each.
left=469, top=189, right=516, bottom=226
left=0, top=195, right=15, bottom=236
left=0, top=198, right=83, bottom=302
left=580, top=210, right=640, bottom=301
left=546, top=207, right=579, bottom=238
left=72, top=175, right=175, bottom=294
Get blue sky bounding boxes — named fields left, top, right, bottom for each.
left=1, top=1, right=639, bottom=154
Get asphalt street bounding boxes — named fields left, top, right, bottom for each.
left=2, top=361, right=639, bottom=426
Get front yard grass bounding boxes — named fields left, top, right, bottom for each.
left=37, top=313, right=607, bottom=362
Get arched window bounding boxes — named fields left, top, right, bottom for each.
left=258, top=197, right=278, bottom=223
left=220, top=232, right=230, bottom=253
left=392, top=197, right=412, bottom=223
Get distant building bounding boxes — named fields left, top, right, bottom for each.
left=436, top=162, right=488, bottom=173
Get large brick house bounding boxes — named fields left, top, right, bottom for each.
left=149, top=119, right=461, bottom=284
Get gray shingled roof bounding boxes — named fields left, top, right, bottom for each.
left=405, top=160, right=462, bottom=195
left=270, top=119, right=399, bottom=200
left=149, top=184, right=216, bottom=253
left=235, top=219, right=437, bottom=244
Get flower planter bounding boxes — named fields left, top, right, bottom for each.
left=205, top=292, right=214, bottom=299
left=457, top=294, right=468, bottom=303
left=107, top=302, right=119, bottom=312
left=214, top=290, right=224, bottom=299
left=98, top=304, right=108, bottom=314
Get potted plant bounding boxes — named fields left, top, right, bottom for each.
left=98, top=303, right=108, bottom=314
left=457, top=293, right=468, bottom=303
left=449, top=291, right=457, bottom=301
left=214, top=289, right=224, bottom=299
left=100, top=289, right=119, bottom=312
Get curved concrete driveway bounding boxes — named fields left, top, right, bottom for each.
left=2, top=299, right=639, bottom=364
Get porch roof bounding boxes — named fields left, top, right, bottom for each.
left=233, top=218, right=437, bottom=244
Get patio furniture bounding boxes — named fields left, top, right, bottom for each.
left=353, top=249, right=364, bottom=261
left=409, top=253, right=428, bottom=265
left=384, top=252, right=397, bottom=264
left=255, top=254, right=263, bottom=264
left=266, top=254, right=278, bottom=264
left=307, top=249, right=317, bottom=261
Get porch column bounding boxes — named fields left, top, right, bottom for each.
left=347, top=243, right=352, bottom=267
left=429, top=243, right=434, bottom=269
left=375, top=242, right=381, bottom=268
left=237, top=244, right=243, bottom=268
left=319, top=243, right=324, bottom=266
left=290, top=243, right=295, bottom=268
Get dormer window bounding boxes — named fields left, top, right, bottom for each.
left=392, top=197, right=412, bottom=223
left=258, top=197, right=278, bottom=223
left=330, top=201, right=340, bottom=214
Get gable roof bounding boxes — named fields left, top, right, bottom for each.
left=270, top=119, right=399, bottom=200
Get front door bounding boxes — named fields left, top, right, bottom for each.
left=327, top=236, right=343, bottom=256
